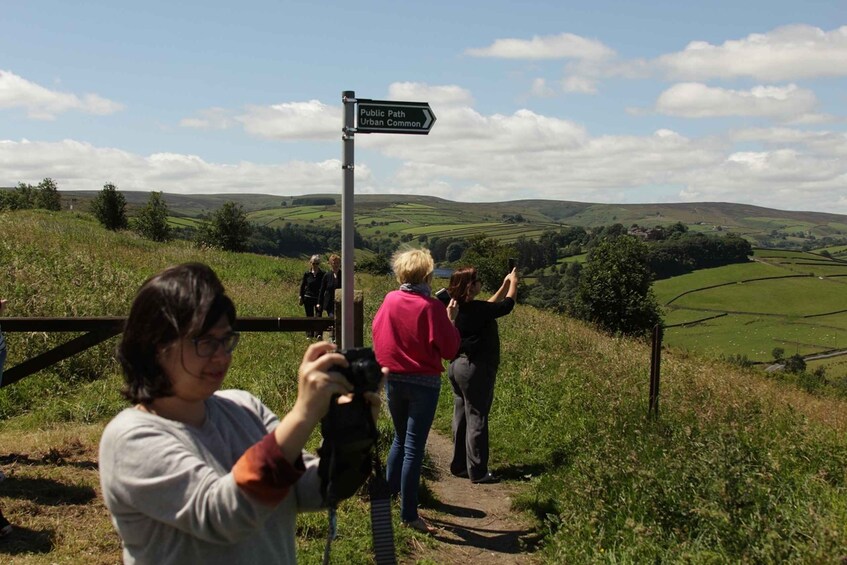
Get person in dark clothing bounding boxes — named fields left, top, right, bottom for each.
left=317, top=254, right=341, bottom=318
left=446, top=266, right=517, bottom=484
left=299, top=255, right=324, bottom=338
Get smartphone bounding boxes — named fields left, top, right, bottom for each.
left=507, top=258, right=516, bottom=272
left=434, top=288, right=450, bottom=306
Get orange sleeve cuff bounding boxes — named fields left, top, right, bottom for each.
left=233, top=432, right=306, bottom=505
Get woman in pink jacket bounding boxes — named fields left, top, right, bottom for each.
left=372, top=249, right=460, bottom=534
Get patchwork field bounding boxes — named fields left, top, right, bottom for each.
left=655, top=249, right=847, bottom=375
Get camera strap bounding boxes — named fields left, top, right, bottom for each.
left=368, top=445, right=396, bottom=565
left=319, top=398, right=397, bottom=565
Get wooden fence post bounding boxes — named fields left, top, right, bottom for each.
left=649, top=324, right=663, bottom=418
left=334, top=289, right=364, bottom=347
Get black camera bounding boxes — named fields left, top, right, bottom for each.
left=334, top=347, right=381, bottom=394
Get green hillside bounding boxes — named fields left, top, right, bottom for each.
left=655, top=249, right=847, bottom=374
left=50, top=190, right=847, bottom=250
left=2, top=209, right=847, bottom=562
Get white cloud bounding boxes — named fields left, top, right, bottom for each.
left=655, top=82, right=822, bottom=120
left=179, top=107, right=236, bottom=130
left=730, top=127, right=847, bottom=156
left=0, top=139, right=371, bottom=194
left=3, top=83, right=847, bottom=214
left=561, top=75, right=597, bottom=94
left=465, top=33, right=615, bottom=61
left=0, top=70, right=124, bottom=120
left=530, top=78, right=555, bottom=97
left=236, top=100, right=338, bottom=141
left=387, top=83, right=474, bottom=108
left=658, top=25, right=847, bottom=81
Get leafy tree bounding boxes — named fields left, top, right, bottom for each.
left=784, top=354, right=806, bottom=374
left=772, top=347, right=785, bottom=362
left=197, top=201, right=252, bottom=252
left=357, top=253, right=392, bottom=275
left=91, top=182, right=128, bottom=231
left=459, top=235, right=515, bottom=292
left=0, top=182, right=36, bottom=210
left=572, top=235, right=661, bottom=336
left=445, top=241, right=467, bottom=263
left=133, top=191, right=172, bottom=242
left=36, top=177, right=62, bottom=211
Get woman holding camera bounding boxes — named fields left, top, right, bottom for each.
left=99, top=263, right=382, bottom=564
left=372, top=249, right=460, bottom=534
left=447, top=267, right=517, bottom=484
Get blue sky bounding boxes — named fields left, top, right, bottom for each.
left=2, top=0, right=846, bottom=212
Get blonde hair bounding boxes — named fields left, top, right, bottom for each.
left=392, top=248, right=434, bottom=285
left=328, top=253, right=340, bottom=262
left=309, top=254, right=321, bottom=265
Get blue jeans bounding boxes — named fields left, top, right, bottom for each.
left=386, top=378, right=440, bottom=522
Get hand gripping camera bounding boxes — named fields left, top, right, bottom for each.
left=317, top=347, right=381, bottom=505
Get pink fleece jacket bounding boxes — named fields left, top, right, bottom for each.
left=372, top=290, right=460, bottom=375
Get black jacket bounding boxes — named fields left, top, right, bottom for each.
left=318, top=270, right=342, bottom=312
left=300, top=269, right=323, bottom=300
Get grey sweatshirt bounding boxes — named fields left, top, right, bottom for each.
left=99, top=389, right=323, bottom=564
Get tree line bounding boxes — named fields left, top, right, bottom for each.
left=1, top=180, right=751, bottom=337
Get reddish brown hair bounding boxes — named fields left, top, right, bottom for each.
left=448, top=267, right=478, bottom=304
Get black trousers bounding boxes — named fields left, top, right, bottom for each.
left=448, top=357, right=497, bottom=481
left=303, top=297, right=320, bottom=336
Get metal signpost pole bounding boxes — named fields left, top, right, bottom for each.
left=341, top=91, right=356, bottom=349
left=338, top=93, right=435, bottom=349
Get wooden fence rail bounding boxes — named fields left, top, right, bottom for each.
left=1, top=310, right=356, bottom=389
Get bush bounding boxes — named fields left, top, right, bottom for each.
left=196, top=201, right=252, bottom=252
left=133, top=191, right=172, bottom=242
left=91, top=182, right=128, bottom=231
left=572, top=235, right=662, bottom=336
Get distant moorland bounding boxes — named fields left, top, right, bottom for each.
left=50, top=190, right=847, bottom=250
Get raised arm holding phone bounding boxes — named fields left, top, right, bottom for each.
left=446, top=266, right=518, bottom=484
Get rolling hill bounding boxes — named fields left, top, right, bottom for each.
left=49, top=190, right=847, bottom=248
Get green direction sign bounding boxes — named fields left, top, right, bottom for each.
left=356, top=99, right=436, bottom=134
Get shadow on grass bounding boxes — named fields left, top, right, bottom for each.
left=429, top=500, right=486, bottom=519
left=1, top=477, right=96, bottom=505
left=0, top=525, right=54, bottom=555
left=428, top=516, right=535, bottom=555
left=0, top=452, right=98, bottom=471
left=495, top=461, right=549, bottom=481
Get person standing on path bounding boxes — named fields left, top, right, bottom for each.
left=447, top=267, right=517, bottom=484
left=317, top=254, right=341, bottom=317
left=299, top=255, right=324, bottom=338
left=372, top=248, right=460, bottom=534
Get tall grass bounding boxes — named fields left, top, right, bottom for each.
left=433, top=304, right=847, bottom=562
left=3, top=209, right=847, bottom=562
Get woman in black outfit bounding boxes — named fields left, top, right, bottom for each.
left=447, top=266, right=517, bottom=484
left=298, top=255, right=323, bottom=338
left=317, top=254, right=342, bottom=319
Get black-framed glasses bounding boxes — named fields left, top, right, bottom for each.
left=192, top=332, right=240, bottom=358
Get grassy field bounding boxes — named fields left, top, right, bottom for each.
left=3, top=209, right=847, bottom=563
left=654, top=250, right=847, bottom=375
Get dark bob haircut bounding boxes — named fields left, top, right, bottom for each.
left=117, top=263, right=236, bottom=404
left=447, top=267, right=478, bottom=304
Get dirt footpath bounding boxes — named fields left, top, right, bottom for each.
left=407, top=430, right=540, bottom=565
